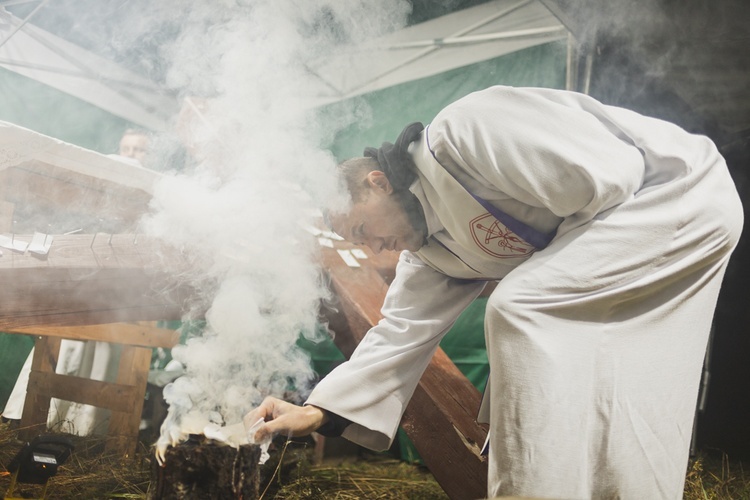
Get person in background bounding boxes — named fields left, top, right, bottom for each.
left=243, top=86, right=743, bottom=499
left=116, top=128, right=151, bottom=166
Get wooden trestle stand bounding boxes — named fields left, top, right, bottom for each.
left=0, top=124, right=190, bottom=457
left=8, top=323, right=179, bottom=457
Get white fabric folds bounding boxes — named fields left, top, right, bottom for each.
left=306, top=86, right=743, bottom=499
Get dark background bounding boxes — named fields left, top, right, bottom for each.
left=542, top=0, right=750, bottom=459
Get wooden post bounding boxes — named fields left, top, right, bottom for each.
left=106, top=344, right=153, bottom=456
left=19, top=336, right=61, bottom=438
left=320, top=243, right=489, bottom=500
left=5, top=323, right=181, bottom=348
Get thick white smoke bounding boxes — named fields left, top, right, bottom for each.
left=130, top=0, right=410, bottom=449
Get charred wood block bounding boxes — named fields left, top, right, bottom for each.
left=148, top=439, right=261, bottom=500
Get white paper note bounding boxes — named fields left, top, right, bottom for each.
left=318, top=237, right=334, bottom=248
left=28, top=232, right=53, bottom=255
left=337, top=249, right=360, bottom=267
left=350, top=248, right=368, bottom=259
left=0, top=234, right=29, bottom=252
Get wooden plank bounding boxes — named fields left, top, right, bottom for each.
left=319, top=242, right=489, bottom=500
left=400, top=353, right=488, bottom=472
left=0, top=157, right=159, bottom=232
left=24, top=370, right=140, bottom=414
left=0, top=165, right=144, bottom=231
left=0, top=234, right=198, bottom=328
left=5, top=323, right=180, bottom=349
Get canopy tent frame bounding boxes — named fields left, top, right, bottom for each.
left=306, top=0, right=570, bottom=106
left=0, top=0, right=573, bottom=126
left=326, top=0, right=567, bottom=100
left=0, top=3, right=178, bottom=130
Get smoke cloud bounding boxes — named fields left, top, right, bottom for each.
left=121, top=0, right=412, bottom=448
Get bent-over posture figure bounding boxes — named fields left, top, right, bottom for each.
left=244, top=86, right=743, bottom=499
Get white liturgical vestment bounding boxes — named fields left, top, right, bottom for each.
left=306, top=86, right=743, bottom=499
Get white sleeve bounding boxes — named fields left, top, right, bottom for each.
left=306, top=251, right=486, bottom=451
left=428, top=86, right=647, bottom=231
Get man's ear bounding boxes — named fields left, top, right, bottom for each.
left=366, top=170, right=393, bottom=194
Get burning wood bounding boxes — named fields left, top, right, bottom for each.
left=150, top=418, right=271, bottom=500
left=148, top=435, right=262, bottom=500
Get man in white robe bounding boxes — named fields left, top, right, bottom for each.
left=244, top=86, right=743, bottom=499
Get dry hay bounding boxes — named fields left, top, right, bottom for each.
left=1, top=420, right=748, bottom=499
left=0, top=421, right=151, bottom=499
left=270, top=459, right=447, bottom=499
left=260, top=441, right=447, bottom=500
left=684, top=452, right=750, bottom=500
left=0, top=421, right=445, bottom=499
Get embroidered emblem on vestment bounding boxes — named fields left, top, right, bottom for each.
left=469, top=213, right=534, bottom=258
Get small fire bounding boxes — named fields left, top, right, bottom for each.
left=155, top=416, right=269, bottom=466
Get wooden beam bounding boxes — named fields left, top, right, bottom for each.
left=5, top=322, right=180, bottom=349
left=0, top=158, right=159, bottom=232
left=0, top=233, right=199, bottom=328
left=107, top=344, right=153, bottom=456
left=26, top=370, right=141, bottom=414
left=319, top=243, right=489, bottom=500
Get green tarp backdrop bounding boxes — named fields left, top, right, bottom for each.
left=0, top=67, right=131, bottom=154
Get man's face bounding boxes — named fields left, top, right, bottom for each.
left=330, top=171, right=424, bottom=254
left=119, top=134, right=150, bottom=164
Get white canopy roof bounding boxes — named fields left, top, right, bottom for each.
left=0, top=6, right=178, bottom=131
left=0, top=0, right=566, bottom=127
left=306, top=0, right=567, bottom=105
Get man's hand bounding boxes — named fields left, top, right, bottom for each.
left=243, top=396, right=328, bottom=442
